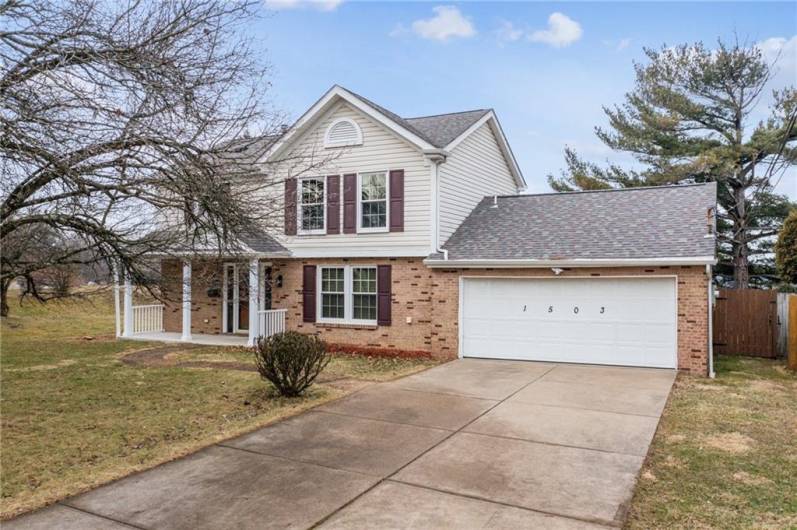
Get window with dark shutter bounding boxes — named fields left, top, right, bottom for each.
left=389, top=169, right=404, bottom=232
left=302, top=265, right=316, bottom=323
left=377, top=265, right=391, bottom=326
left=284, top=179, right=297, bottom=236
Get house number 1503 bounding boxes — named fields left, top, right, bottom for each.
left=537, top=306, right=606, bottom=314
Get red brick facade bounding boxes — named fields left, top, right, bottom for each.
left=162, top=258, right=709, bottom=375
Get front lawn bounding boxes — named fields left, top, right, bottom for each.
left=627, top=356, right=797, bottom=529
left=0, top=294, right=438, bottom=519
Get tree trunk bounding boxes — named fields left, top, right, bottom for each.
left=1, top=279, right=10, bottom=318
left=733, top=240, right=750, bottom=289
left=731, top=186, right=750, bottom=289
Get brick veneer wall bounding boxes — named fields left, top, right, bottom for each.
left=159, top=258, right=709, bottom=374
left=270, top=258, right=435, bottom=353
left=161, top=259, right=224, bottom=335
left=428, top=265, right=709, bottom=375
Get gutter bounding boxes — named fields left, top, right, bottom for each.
left=423, top=257, right=719, bottom=268
left=707, top=263, right=716, bottom=378
left=424, top=149, right=449, bottom=260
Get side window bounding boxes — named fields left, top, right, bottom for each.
left=298, top=178, right=325, bottom=234
left=358, top=172, right=388, bottom=231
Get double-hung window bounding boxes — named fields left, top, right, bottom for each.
left=358, top=171, right=388, bottom=232
left=298, top=177, right=325, bottom=234
left=320, top=267, right=345, bottom=319
left=318, top=265, right=378, bottom=324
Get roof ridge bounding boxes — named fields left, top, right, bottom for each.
left=491, top=182, right=714, bottom=200
left=404, top=109, right=491, bottom=120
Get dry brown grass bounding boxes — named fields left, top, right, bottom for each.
left=626, top=356, right=797, bottom=529
left=0, top=295, right=438, bottom=519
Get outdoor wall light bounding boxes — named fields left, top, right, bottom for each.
left=551, top=268, right=564, bottom=276
left=275, top=274, right=283, bottom=288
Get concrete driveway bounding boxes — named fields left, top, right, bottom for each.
left=8, top=359, right=675, bottom=529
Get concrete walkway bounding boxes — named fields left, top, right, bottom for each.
left=8, top=360, right=675, bottom=529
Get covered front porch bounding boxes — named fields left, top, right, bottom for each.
left=114, top=257, right=287, bottom=347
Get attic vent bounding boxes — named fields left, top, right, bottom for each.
left=325, top=118, right=363, bottom=148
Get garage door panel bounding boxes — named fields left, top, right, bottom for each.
left=461, top=277, right=677, bottom=369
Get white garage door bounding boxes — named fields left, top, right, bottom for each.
left=461, top=277, right=677, bottom=368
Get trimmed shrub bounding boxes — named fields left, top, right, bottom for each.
left=253, top=331, right=329, bottom=397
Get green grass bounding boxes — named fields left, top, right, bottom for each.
left=626, top=356, right=797, bottom=529
left=0, top=294, right=438, bottom=519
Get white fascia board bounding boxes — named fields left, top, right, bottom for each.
left=423, top=256, right=718, bottom=268
left=289, top=246, right=431, bottom=258
left=262, top=86, right=435, bottom=163
left=147, top=249, right=292, bottom=259
left=443, top=111, right=527, bottom=191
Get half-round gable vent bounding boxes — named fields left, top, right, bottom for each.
left=324, top=118, right=363, bottom=148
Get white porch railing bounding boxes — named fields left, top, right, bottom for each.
left=258, top=308, right=287, bottom=339
left=132, top=304, right=164, bottom=334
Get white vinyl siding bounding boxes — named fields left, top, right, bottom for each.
left=438, top=123, right=519, bottom=244
left=275, top=102, right=431, bottom=257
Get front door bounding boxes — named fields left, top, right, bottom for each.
left=224, top=263, right=272, bottom=334
left=224, top=264, right=249, bottom=334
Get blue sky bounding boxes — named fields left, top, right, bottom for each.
left=251, top=1, right=796, bottom=198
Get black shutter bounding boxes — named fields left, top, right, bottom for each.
left=389, top=169, right=404, bottom=232
left=302, top=265, right=316, bottom=323
left=377, top=265, right=391, bottom=326
left=343, top=173, right=357, bottom=234
left=327, top=175, right=340, bottom=234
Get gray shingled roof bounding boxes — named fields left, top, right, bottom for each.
left=404, top=110, right=490, bottom=147
left=430, top=183, right=717, bottom=262
left=348, top=88, right=489, bottom=148
left=238, top=227, right=289, bottom=254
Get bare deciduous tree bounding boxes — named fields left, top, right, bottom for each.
left=0, top=0, right=324, bottom=316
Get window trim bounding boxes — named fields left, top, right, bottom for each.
left=324, top=118, right=363, bottom=148
left=356, top=170, right=390, bottom=234
left=297, top=176, right=327, bottom=236
left=316, top=265, right=378, bottom=325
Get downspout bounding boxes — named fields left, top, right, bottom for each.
left=425, top=149, right=448, bottom=260
left=707, top=263, right=715, bottom=378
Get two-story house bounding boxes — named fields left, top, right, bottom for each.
left=119, top=85, right=717, bottom=375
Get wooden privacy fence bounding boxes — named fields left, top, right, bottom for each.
left=713, top=289, right=779, bottom=358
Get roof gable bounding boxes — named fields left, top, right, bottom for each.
left=263, top=86, right=525, bottom=187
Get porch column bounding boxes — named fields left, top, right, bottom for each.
left=122, top=271, right=133, bottom=338
left=247, top=258, right=259, bottom=347
left=113, top=264, right=121, bottom=338
left=181, top=260, right=192, bottom=341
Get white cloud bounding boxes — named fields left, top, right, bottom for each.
left=529, top=12, right=582, bottom=48
left=616, top=38, right=632, bottom=51
left=410, top=6, right=476, bottom=42
left=264, top=0, right=342, bottom=12
left=496, top=20, right=523, bottom=44
left=757, top=35, right=797, bottom=83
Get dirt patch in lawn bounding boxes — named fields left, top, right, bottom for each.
left=121, top=345, right=258, bottom=372
left=702, top=432, right=755, bottom=454
left=119, top=346, right=381, bottom=389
